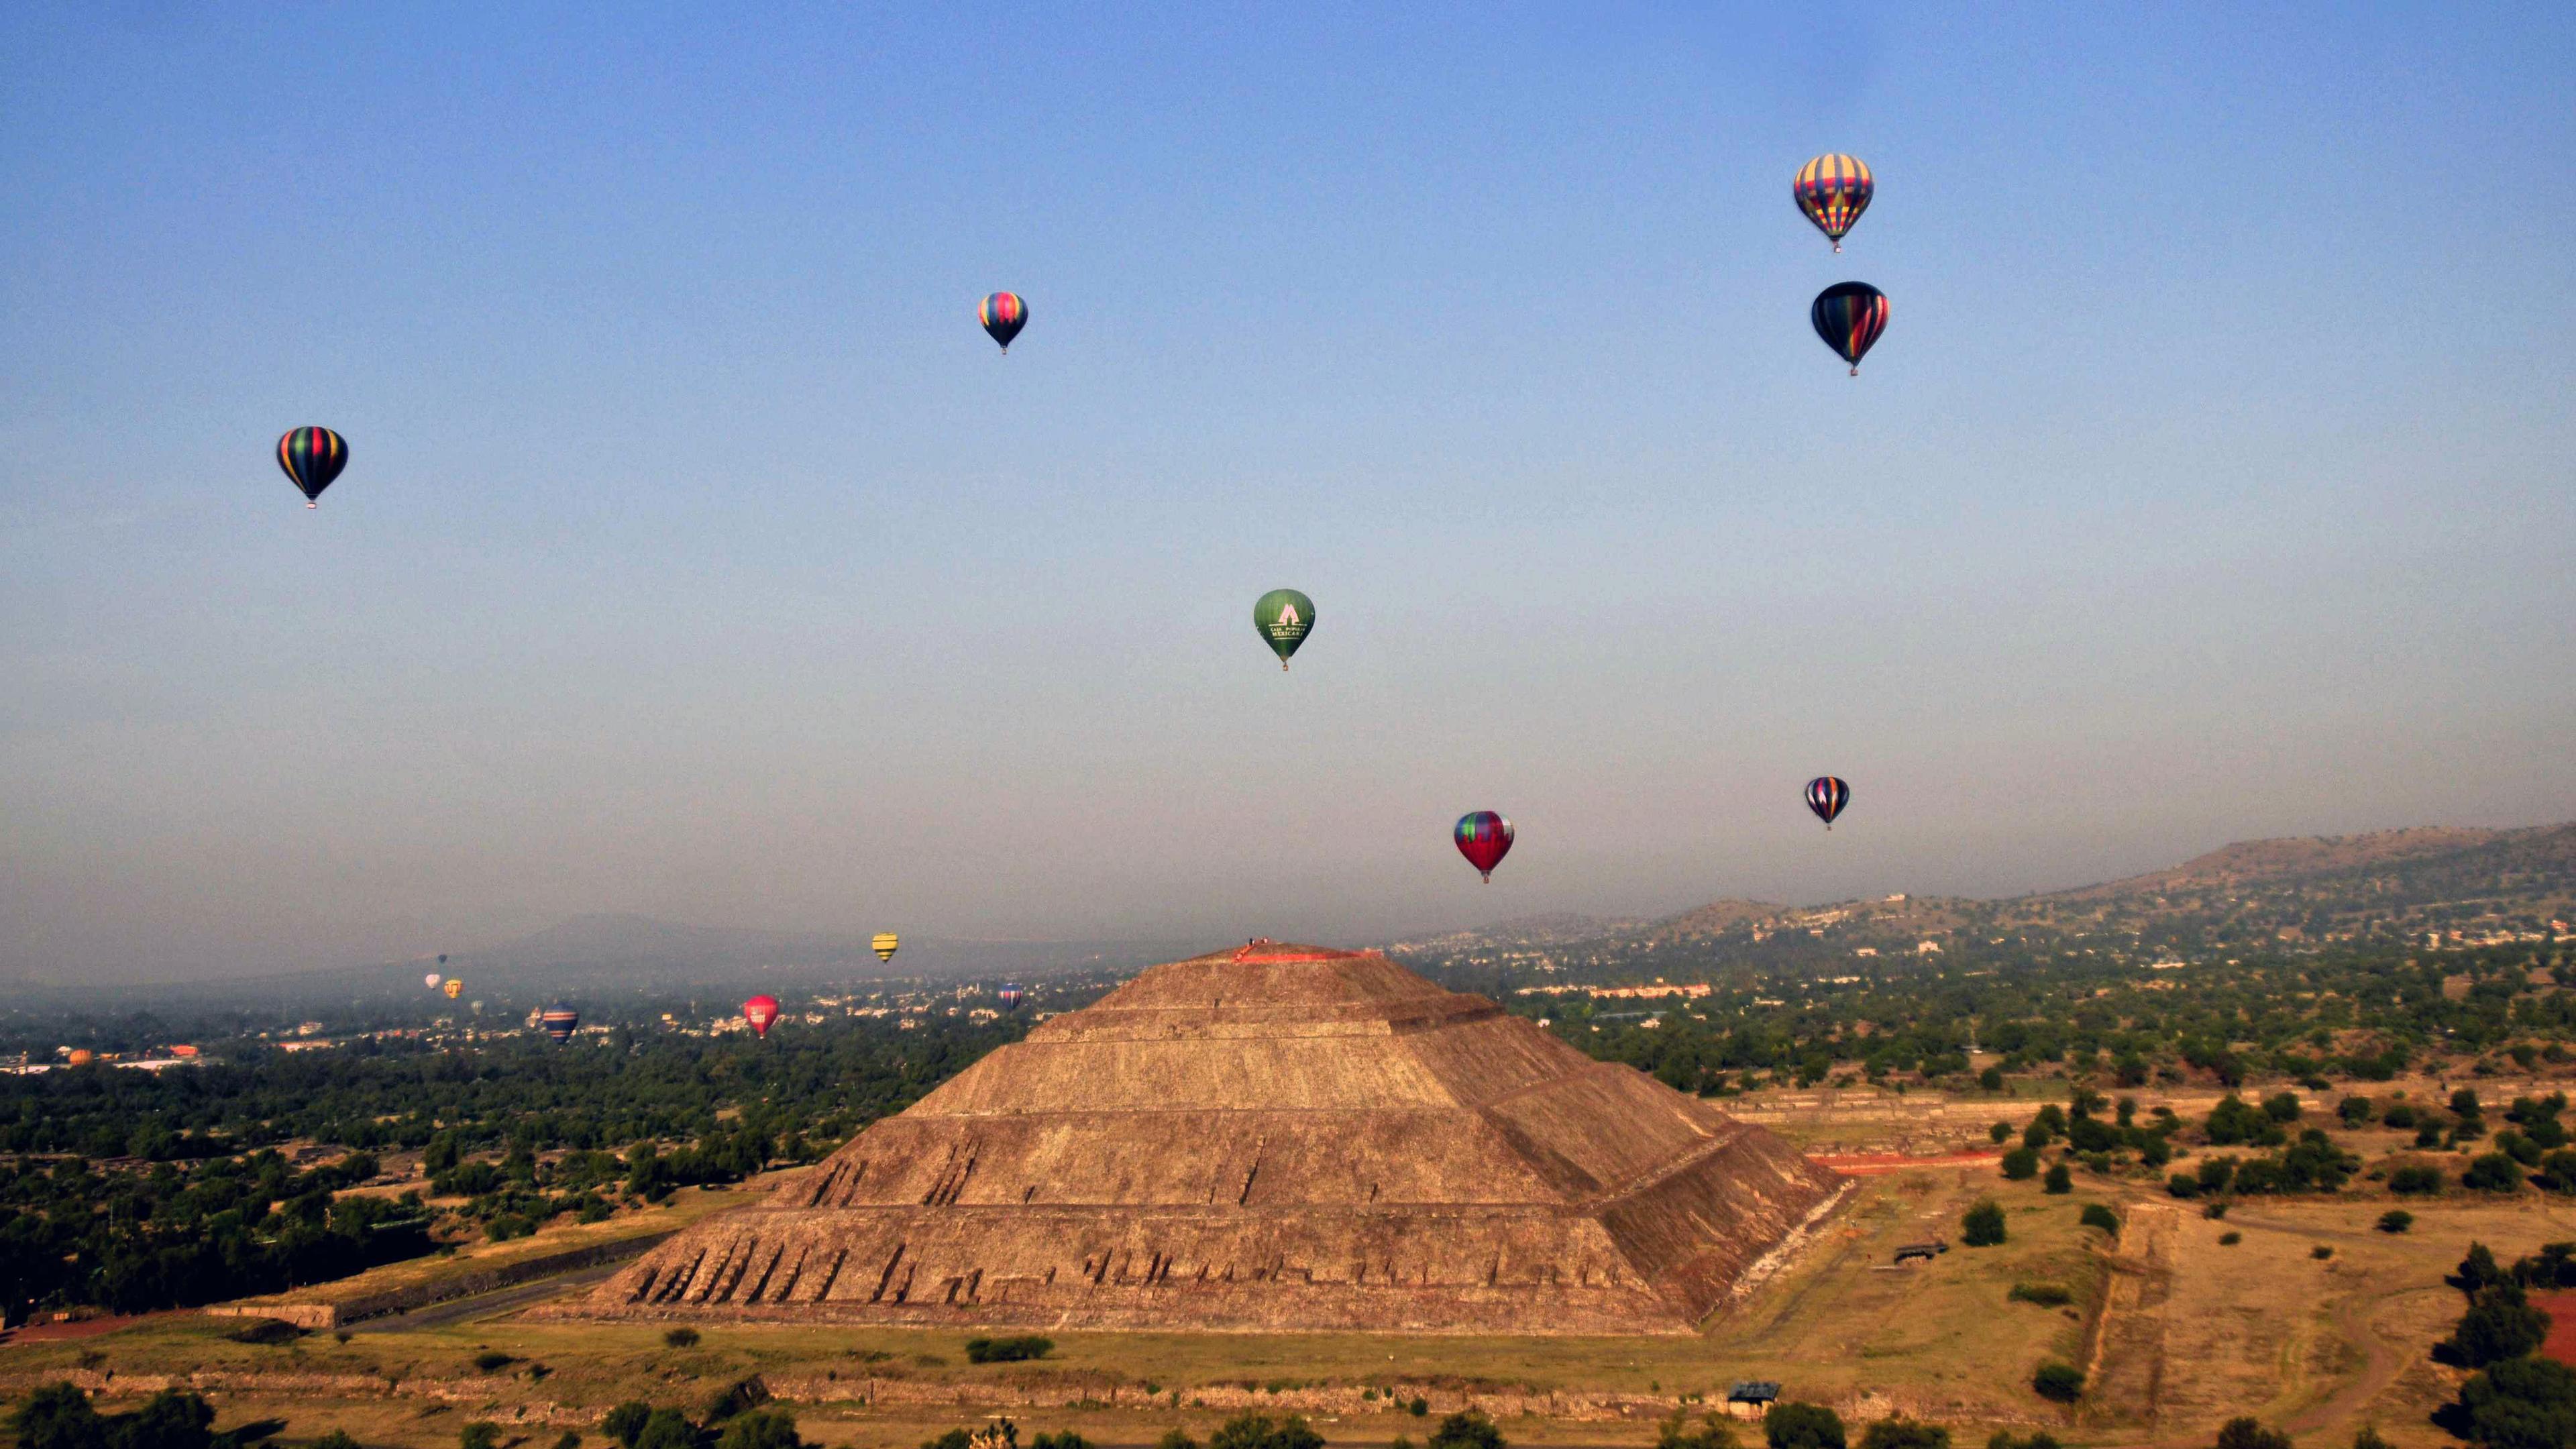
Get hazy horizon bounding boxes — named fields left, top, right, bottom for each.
left=6, top=6, right=2573, bottom=983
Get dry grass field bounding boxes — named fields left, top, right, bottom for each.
left=13, top=1107, right=2576, bottom=1449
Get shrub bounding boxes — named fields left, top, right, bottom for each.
left=2313, top=1246, right=2335, bottom=1260
left=603, top=1403, right=653, bottom=1448
left=1989, top=1121, right=2012, bottom=1143
left=1657, top=1410, right=1738, bottom=1449
left=1030, top=1435, right=1088, bottom=1449
left=2042, top=1163, right=2072, bottom=1195
left=2390, top=1165, right=2445, bottom=1195
left=635, top=1409, right=698, bottom=1449
left=663, top=1328, right=702, bottom=1349
left=2031, top=1362, right=2084, bottom=1402
left=2000, top=1148, right=2039, bottom=1181
left=2220, top=1231, right=2243, bottom=1245
left=2166, top=1173, right=2200, bottom=1199
left=1410, top=1400, right=1430, bottom=1418
left=1858, top=1419, right=1948, bottom=1449
left=2008, top=1283, right=2073, bottom=1307
left=1986, top=1435, right=2060, bottom=1449
left=2213, top=1420, right=2293, bottom=1449
left=2467, top=1154, right=2526, bottom=1193
left=2080, top=1204, right=2120, bottom=1234
left=964, top=1336, right=1055, bottom=1364
left=473, top=1352, right=517, bottom=1373
left=716, top=1412, right=805, bottom=1449
left=462, top=1425, right=503, bottom=1449
left=1764, top=1403, right=1846, bottom=1449
left=1159, top=1434, right=1201, bottom=1449
left=2378, top=1210, right=2414, bottom=1234
left=316, top=1435, right=364, bottom=1449
left=2339, top=1096, right=2375, bottom=1126
left=1962, top=1201, right=2007, bottom=1247
left=1208, top=1414, right=1324, bottom=1449
left=555, top=1436, right=584, bottom=1449
left=2350, top=1428, right=2391, bottom=1449
left=227, top=1320, right=308, bottom=1346
left=2383, top=1104, right=2418, bottom=1129
left=1425, top=1411, right=1505, bottom=1449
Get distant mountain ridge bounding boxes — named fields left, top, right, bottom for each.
left=1424, top=822, right=2576, bottom=961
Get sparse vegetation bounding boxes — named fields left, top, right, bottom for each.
left=964, top=1334, right=1055, bottom=1364
left=2032, top=1362, right=2084, bottom=1402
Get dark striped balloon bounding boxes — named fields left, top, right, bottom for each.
left=1809, top=283, right=1889, bottom=376
left=1805, top=776, right=1851, bottom=829
left=275, top=427, right=348, bottom=507
left=979, top=292, right=1028, bottom=353
left=540, top=1005, right=580, bottom=1044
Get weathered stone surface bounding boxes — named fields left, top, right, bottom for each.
left=564, top=943, right=1845, bottom=1333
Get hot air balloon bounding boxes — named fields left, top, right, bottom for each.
left=275, top=427, right=348, bottom=508
left=1454, top=811, right=1515, bottom=882
left=998, top=983, right=1024, bottom=1008
left=1794, top=154, right=1874, bottom=252
left=1811, top=282, right=1889, bottom=376
left=979, top=292, right=1028, bottom=354
left=541, top=1005, right=580, bottom=1044
left=1253, top=589, right=1314, bottom=670
left=68, top=1049, right=95, bottom=1067
left=444, top=979, right=464, bottom=1000
left=1806, top=775, right=1851, bottom=829
left=425, top=972, right=443, bottom=990
left=872, top=932, right=900, bottom=963
left=742, top=994, right=782, bottom=1038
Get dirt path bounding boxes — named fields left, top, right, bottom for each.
left=353, top=1259, right=626, bottom=1334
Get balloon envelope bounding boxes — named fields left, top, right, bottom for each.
left=979, top=292, right=1028, bottom=352
left=1454, top=811, right=1515, bottom=881
left=742, top=994, right=782, bottom=1038
left=1794, top=154, right=1874, bottom=250
left=275, top=427, right=347, bottom=506
left=1253, top=589, right=1315, bottom=669
left=541, top=1005, right=580, bottom=1044
left=443, top=979, right=464, bottom=1000
left=425, top=973, right=442, bottom=989
left=1806, top=775, right=1851, bottom=828
left=872, top=932, right=900, bottom=963
left=998, top=983, right=1024, bottom=1008
left=1811, top=282, right=1889, bottom=374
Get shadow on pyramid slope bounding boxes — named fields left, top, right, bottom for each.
left=553, top=942, right=1849, bottom=1334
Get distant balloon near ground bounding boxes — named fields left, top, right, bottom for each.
left=1794, top=154, right=1874, bottom=251
left=1807, top=775, right=1851, bottom=829
left=1454, top=811, right=1515, bottom=882
left=1811, top=282, right=1889, bottom=376
left=541, top=1005, right=580, bottom=1044
left=872, top=932, right=900, bottom=963
left=979, top=292, right=1027, bottom=353
left=998, top=983, right=1024, bottom=1008
left=1253, top=589, right=1314, bottom=670
left=742, top=994, right=781, bottom=1038
left=274, top=427, right=347, bottom=508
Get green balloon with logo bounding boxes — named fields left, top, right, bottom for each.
left=1252, top=588, right=1315, bottom=670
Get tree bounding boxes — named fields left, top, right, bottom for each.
left=2080, top=1203, right=2120, bottom=1233
left=1426, top=1411, right=1505, bottom=1449
left=2459, top=1243, right=2509, bottom=1295
left=2262, top=1092, right=2303, bottom=1124
left=2000, top=1148, right=2039, bottom=1181
left=11, top=1383, right=108, bottom=1449
left=633, top=1409, right=699, bottom=1449
left=2445, top=1286, right=2552, bottom=1368
left=462, top=1426, right=504, bottom=1449
left=2390, top=1165, right=2443, bottom=1195
left=1858, top=1419, right=1949, bottom=1449
left=1764, top=1403, right=1845, bottom=1449
left=1962, top=1201, right=2007, bottom=1247
left=2457, top=1355, right=2576, bottom=1449
left=2043, top=1163, right=2073, bottom=1195
left=1988, top=1121, right=2012, bottom=1143
left=1157, top=1434, right=1200, bottom=1449
left=2031, top=1363, right=2084, bottom=1403
left=2377, top=1210, right=2414, bottom=1234
left=2338, top=1096, right=2375, bottom=1127
left=1980, top=1069, right=2006, bottom=1093
left=2212, top=1420, right=2292, bottom=1449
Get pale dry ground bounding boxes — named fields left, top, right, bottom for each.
left=17, top=1091, right=2576, bottom=1449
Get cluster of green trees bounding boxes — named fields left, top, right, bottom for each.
left=7, top=1385, right=286, bottom=1449
left=0, top=1010, right=1022, bottom=1320
left=2432, top=1242, right=2576, bottom=1448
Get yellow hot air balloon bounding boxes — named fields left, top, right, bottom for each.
left=871, top=932, right=900, bottom=963
left=443, top=978, right=464, bottom=1000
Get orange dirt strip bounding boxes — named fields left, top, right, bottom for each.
left=1809, top=1150, right=2003, bottom=1175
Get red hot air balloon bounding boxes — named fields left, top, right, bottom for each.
left=979, top=292, right=1028, bottom=354
left=1454, top=811, right=1514, bottom=882
left=741, top=994, right=782, bottom=1038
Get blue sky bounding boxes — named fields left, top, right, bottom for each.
left=3, top=4, right=2572, bottom=981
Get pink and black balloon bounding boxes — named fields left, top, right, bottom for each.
left=1454, top=811, right=1515, bottom=882
left=1805, top=776, right=1851, bottom=830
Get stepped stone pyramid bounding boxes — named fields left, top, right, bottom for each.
left=572, top=943, right=1848, bottom=1333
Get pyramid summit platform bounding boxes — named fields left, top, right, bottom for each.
left=566, top=941, right=1849, bottom=1334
